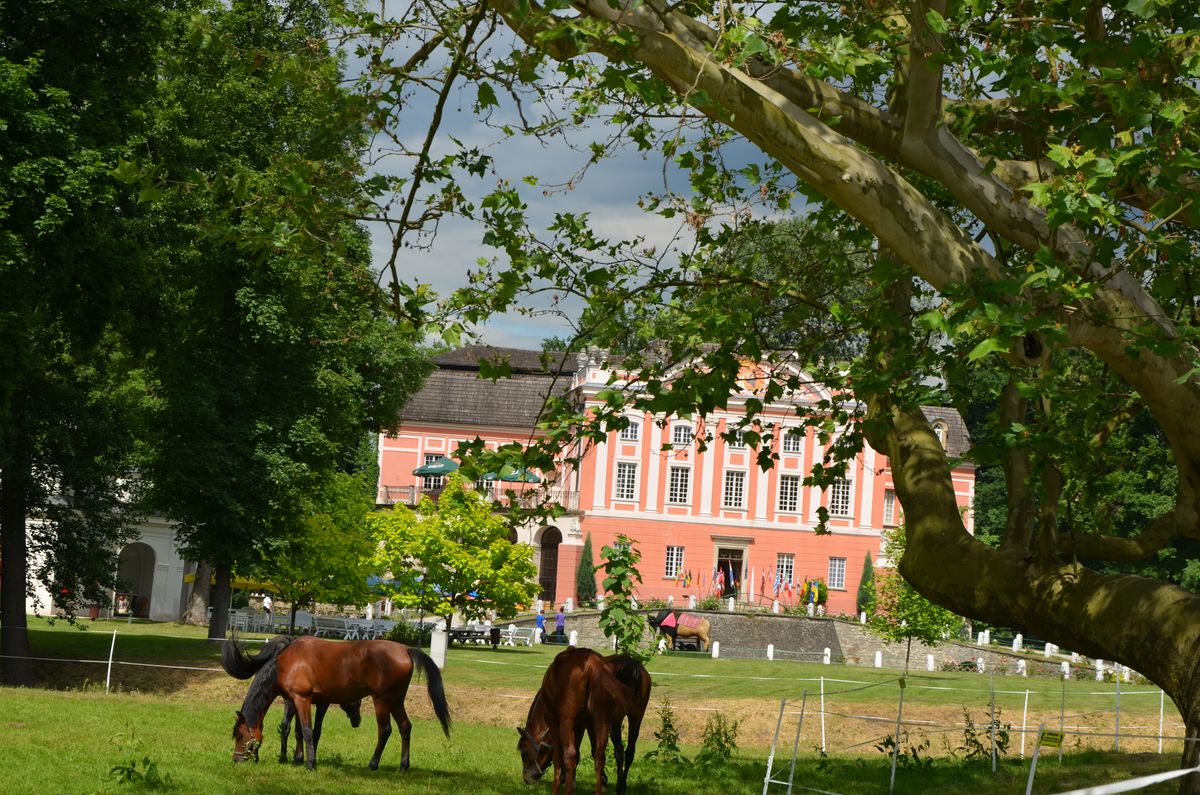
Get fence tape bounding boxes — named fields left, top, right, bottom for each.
left=1050, top=765, right=1200, bottom=795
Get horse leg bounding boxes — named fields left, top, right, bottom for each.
left=621, top=711, right=645, bottom=794
left=311, top=703, right=329, bottom=759
left=280, top=700, right=293, bottom=764
left=586, top=726, right=609, bottom=788
left=591, top=720, right=611, bottom=795
left=390, top=701, right=413, bottom=771
left=293, top=696, right=317, bottom=771
left=367, top=696, right=393, bottom=771
left=609, top=719, right=626, bottom=794
left=558, top=718, right=579, bottom=795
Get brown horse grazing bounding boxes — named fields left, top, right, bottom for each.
left=280, top=698, right=362, bottom=764
left=517, top=648, right=650, bottom=794
left=222, top=635, right=450, bottom=770
left=517, top=653, right=651, bottom=794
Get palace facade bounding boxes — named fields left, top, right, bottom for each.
left=377, top=346, right=975, bottom=615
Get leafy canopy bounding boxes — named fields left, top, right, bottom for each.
left=369, top=474, right=539, bottom=625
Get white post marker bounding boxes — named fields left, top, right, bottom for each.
left=1014, top=633, right=1023, bottom=652
left=565, top=597, right=573, bottom=612
left=105, top=630, right=117, bottom=693
left=889, top=678, right=906, bottom=795
left=926, top=654, right=935, bottom=672
left=806, top=603, right=814, bottom=617
left=688, top=594, right=696, bottom=610
left=597, top=595, right=605, bottom=611
left=1017, top=659, right=1027, bottom=677
left=1115, top=671, right=1121, bottom=752
left=767, top=643, right=774, bottom=661
left=711, top=641, right=720, bottom=659
left=773, top=600, right=780, bottom=614
left=430, top=625, right=448, bottom=669
left=977, top=657, right=986, bottom=674
left=569, top=630, right=578, bottom=646
left=860, top=611, right=867, bottom=624
left=536, top=599, right=544, bottom=613
left=874, top=651, right=883, bottom=668
left=667, top=594, right=673, bottom=606
left=978, top=630, right=986, bottom=645
left=727, top=597, right=735, bottom=612
left=1096, top=659, right=1105, bottom=681
left=820, top=676, right=826, bottom=754
left=1020, top=689, right=1030, bottom=758
left=823, top=647, right=832, bottom=665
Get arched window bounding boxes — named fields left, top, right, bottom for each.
left=932, top=421, right=948, bottom=448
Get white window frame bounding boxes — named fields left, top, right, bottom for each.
left=667, top=466, right=691, bottom=505
left=782, top=428, right=804, bottom=454
left=665, top=545, right=685, bottom=578
left=619, top=418, right=640, bottom=441
left=883, top=488, right=897, bottom=526
left=828, top=557, right=847, bottom=590
left=776, top=553, right=795, bottom=588
left=422, top=453, right=445, bottom=492
left=933, top=421, right=948, bottom=448
left=829, top=478, right=852, bottom=517
left=778, top=474, right=800, bottom=512
left=723, top=469, right=746, bottom=509
left=728, top=428, right=745, bottom=448
left=614, top=461, right=638, bottom=501
left=672, top=423, right=693, bottom=447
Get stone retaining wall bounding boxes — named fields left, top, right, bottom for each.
left=507, top=610, right=1087, bottom=679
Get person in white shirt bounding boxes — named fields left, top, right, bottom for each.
left=262, top=593, right=273, bottom=620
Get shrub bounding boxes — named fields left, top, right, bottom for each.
left=387, top=621, right=432, bottom=648
left=643, top=699, right=686, bottom=765
left=697, top=596, right=721, bottom=611
left=695, top=713, right=739, bottom=770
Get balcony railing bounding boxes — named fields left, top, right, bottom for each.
left=378, top=485, right=579, bottom=512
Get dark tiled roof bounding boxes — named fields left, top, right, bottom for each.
left=401, top=348, right=576, bottom=429
left=921, top=405, right=972, bottom=460
left=405, top=347, right=972, bottom=460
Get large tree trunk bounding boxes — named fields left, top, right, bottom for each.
left=0, top=427, right=34, bottom=686
left=865, top=402, right=1200, bottom=791
left=207, top=562, right=232, bottom=641
left=182, top=560, right=212, bottom=625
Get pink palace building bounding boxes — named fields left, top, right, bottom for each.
left=377, top=347, right=975, bottom=615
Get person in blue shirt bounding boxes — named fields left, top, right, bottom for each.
left=535, top=609, right=546, bottom=643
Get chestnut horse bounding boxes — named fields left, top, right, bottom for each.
left=222, top=635, right=450, bottom=770
left=517, top=648, right=650, bottom=794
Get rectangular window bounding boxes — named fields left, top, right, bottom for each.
left=667, top=466, right=690, bottom=505
left=619, top=419, right=640, bottom=441
left=665, top=546, right=685, bottom=578
left=828, top=557, right=847, bottom=590
left=829, top=478, right=852, bottom=516
left=723, top=470, right=746, bottom=509
left=776, top=553, right=795, bottom=588
left=728, top=429, right=745, bottom=448
left=422, top=453, right=444, bottom=491
left=883, top=489, right=896, bottom=525
left=778, top=474, right=800, bottom=512
left=782, top=428, right=804, bottom=453
left=672, top=423, right=693, bottom=446
left=614, top=461, right=638, bottom=501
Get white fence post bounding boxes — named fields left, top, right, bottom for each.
left=773, top=600, right=780, bottom=614
left=711, top=641, right=720, bottom=659
left=569, top=630, right=578, bottom=646
left=926, top=654, right=935, bottom=672
left=767, top=644, right=774, bottom=661
left=1020, top=689, right=1030, bottom=758
left=820, top=676, right=826, bottom=753
left=430, top=625, right=447, bottom=669
left=727, top=597, right=735, bottom=612
left=874, top=651, right=882, bottom=668
left=860, top=611, right=867, bottom=624
left=823, top=647, right=831, bottom=665
left=688, top=595, right=696, bottom=609
left=565, top=597, right=574, bottom=612
left=105, top=630, right=118, bottom=693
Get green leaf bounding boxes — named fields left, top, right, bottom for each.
left=968, top=338, right=1008, bottom=362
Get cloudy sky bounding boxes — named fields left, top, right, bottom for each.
left=353, top=22, right=704, bottom=351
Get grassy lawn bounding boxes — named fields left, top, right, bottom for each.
left=0, top=617, right=1187, bottom=793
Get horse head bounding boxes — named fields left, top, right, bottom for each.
left=516, top=725, right=552, bottom=784
left=231, top=710, right=262, bottom=763
left=647, top=609, right=669, bottom=629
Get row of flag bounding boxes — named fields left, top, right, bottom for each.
left=671, top=565, right=823, bottom=602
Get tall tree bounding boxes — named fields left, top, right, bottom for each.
left=360, top=3, right=1200, bottom=785
left=0, top=0, right=165, bottom=684
left=137, top=0, right=427, bottom=639
left=369, top=474, right=539, bottom=629
left=575, top=533, right=596, bottom=605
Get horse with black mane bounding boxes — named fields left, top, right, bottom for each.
left=517, top=648, right=650, bottom=794
left=647, top=609, right=711, bottom=651
left=222, top=635, right=450, bottom=770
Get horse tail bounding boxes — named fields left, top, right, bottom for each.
left=408, top=647, right=452, bottom=737
left=608, top=655, right=645, bottom=695
left=221, top=634, right=291, bottom=680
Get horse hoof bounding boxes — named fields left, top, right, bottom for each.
left=368, top=762, right=379, bottom=771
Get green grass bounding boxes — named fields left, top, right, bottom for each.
left=0, top=617, right=1186, bottom=794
